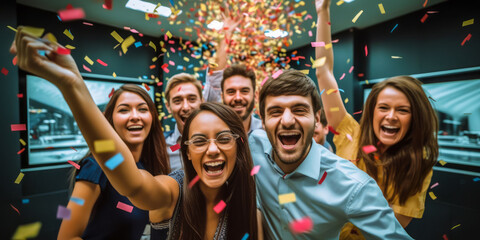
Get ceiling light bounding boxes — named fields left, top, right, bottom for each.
left=343, top=0, right=355, bottom=3
left=264, top=29, right=288, bottom=38
left=125, top=0, right=181, bottom=17
left=207, top=20, right=224, bottom=30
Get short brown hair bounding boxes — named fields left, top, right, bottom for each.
left=164, top=73, right=203, bottom=103
left=222, top=64, right=256, bottom=91
left=259, top=69, right=321, bottom=120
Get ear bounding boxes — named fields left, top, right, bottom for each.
left=314, top=110, right=321, bottom=126
left=165, top=101, right=172, bottom=114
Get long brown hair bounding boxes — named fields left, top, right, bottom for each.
left=178, top=102, right=258, bottom=239
left=70, top=84, right=170, bottom=187
left=357, top=76, right=438, bottom=204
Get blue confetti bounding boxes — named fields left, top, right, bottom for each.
left=474, top=177, right=480, bottom=182
left=241, top=233, right=249, bottom=240
left=188, top=64, right=194, bottom=68
left=135, top=41, right=143, bottom=48
left=320, top=89, right=325, bottom=95
left=142, top=75, right=148, bottom=79
left=198, top=73, right=204, bottom=77
left=38, top=50, right=46, bottom=56
left=390, top=24, right=398, bottom=33
left=57, top=15, right=62, bottom=22
left=339, top=89, right=345, bottom=93
left=177, top=65, right=184, bottom=70
left=169, top=0, right=175, bottom=7
left=22, top=198, right=30, bottom=204
left=105, top=153, right=124, bottom=170
left=70, top=197, right=85, bottom=206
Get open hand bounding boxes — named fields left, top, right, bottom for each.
left=315, top=0, right=331, bottom=14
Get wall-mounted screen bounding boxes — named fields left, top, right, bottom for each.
left=26, top=75, right=155, bottom=166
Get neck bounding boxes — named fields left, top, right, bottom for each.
left=128, top=143, right=143, bottom=163
left=243, top=114, right=252, bottom=134
left=199, top=183, right=222, bottom=204
left=274, top=143, right=312, bottom=174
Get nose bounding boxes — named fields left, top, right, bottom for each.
left=130, top=109, right=140, bottom=120
left=206, top=140, right=220, bottom=156
left=281, top=109, right=295, bottom=128
left=385, top=109, right=397, bottom=120
left=234, top=91, right=242, bottom=101
left=181, top=98, right=191, bottom=112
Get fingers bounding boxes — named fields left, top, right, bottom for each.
left=16, top=34, right=54, bottom=71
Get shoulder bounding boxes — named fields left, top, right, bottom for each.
left=248, top=130, right=271, bottom=150
left=76, top=157, right=106, bottom=187
left=168, top=170, right=185, bottom=188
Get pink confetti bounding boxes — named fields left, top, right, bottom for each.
left=13, top=56, right=18, bottom=66
left=82, top=22, right=93, bottom=26
left=260, top=76, right=269, bottom=86
left=56, top=47, right=71, bottom=55
left=362, top=145, right=377, bottom=154
left=461, top=33, right=472, bottom=46
left=116, top=201, right=133, bottom=213
left=353, top=110, right=363, bottom=115
left=213, top=200, right=226, bottom=214
left=10, top=204, right=20, bottom=215
left=58, top=8, right=86, bottom=22
left=11, top=124, right=26, bottom=131
left=163, top=67, right=170, bottom=73
left=251, top=165, right=261, bottom=176
left=170, top=47, right=176, bottom=53
left=349, top=66, right=354, bottom=73
left=364, top=45, right=368, bottom=56
left=82, top=64, right=92, bottom=72
left=56, top=205, right=71, bottom=219
left=346, top=134, right=353, bottom=142
left=188, top=175, right=200, bottom=189
left=169, top=60, right=175, bottom=66
left=272, top=70, right=283, bottom=79
left=96, top=59, right=108, bottom=66
left=318, top=171, right=327, bottom=184
left=339, top=73, right=345, bottom=80
left=67, top=160, right=80, bottom=170
left=1, top=67, right=8, bottom=76
left=430, top=182, right=439, bottom=189
left=103, top=0, right=113, bottom=10
left=308, top=31, right=312, bottom=37
left=170, top=143, right=180, bottom=152
left=290, top=216, right=313, bottom=234
left=311, top=42, right=325, bottom=47
left=332, top=39, right=339, bottom=43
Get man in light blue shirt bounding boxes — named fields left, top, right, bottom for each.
left=250, top=69, right=412, bottom=239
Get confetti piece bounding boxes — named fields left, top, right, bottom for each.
left=278, top=193, right=296, bottom=205
left=67, top=160, right=80, bottom=170
left=20, top=139, right=26, bottom=146
left=22, top=26, right=44, bottom=37
left=13, top=56, right=18, bottom=65
left=311, top=42, right=325, bottom=47
left=352, top=10, right=364, bottom=23
left=462, top=19, right=474, bottom=27
left=430, top=182, right=439, bottom=189
left=429, top=191, right=437, bottom=200
left=439, top=160, right=447, bottom=166
left=312, top=57, right=326, bottom=68
left=11, top=124, right=27, bottom=131
left=272, top=70, right=283, bottom=79
left=170, top=143, right=180, bottom=152
left=14, top=172, right=24, bottom=184
left=166, top=31, right=172, bottom=39
left=96, top=59, right=108, bottom=66
left=10, top=204, right=20, bottom=215
left=353, top=110, right=363, bottom=115
left=70, top=197, right=85, bottom=205
left=423, top=0, right=429, bottom=8
left=213, top=200, right=226, bottom=214
left=149, top=41, right=157, bottom=51
left=22, top=198, right=30, bottom=204
left=1, top=67, right=9, bottom=76
left=105, top=153, right=124, bottom=170
left=362, top=145, right=377, bottom=154
left=299, top=69, right=309, bottom=75
left=17, top=148, right=26, bottom=155
left=65, top=44, right=76, bottom=50
left=328, top=126, right=339, bottom=135
left=251, top=165, right=261, bottom=176
left=326, top=89, right=337, bottom=95
left=12, top=222, right=42, bottom=239
left=451, top=224, right=461, bottom=230
left=364, top=45, right=368, bottom=56
left=336, top=1, right=344, bottom=6
left=116, top=201, right=133, bottom=213
left=121, top=35, right=135, bottom=54
left=391, top=24, right=398, bottom=33
left=420, top=14, right=429, bottom=23
left=83, top=22, right=93, bottom=26
left=56, top=205, right=71, bottom=220
left=84, top=56, right=94, bottom=65
left=58, top=8, right=85, bottom=21
left=103, top=0, right=113, bottom=10
left=260, top=76, right=269, bottom=86
left=346, top=133, right=353, bottom=141
left=378, top=4, right=386, bottom=14
left=339, top=73, right=345, bottom=80
left=442, top=234, right=448, bottom=240
left=344, top=98, right=349, bottom=104
left=391, top=56, right=402, bottom=59
left=143, top=83, right=150, bottom=91
left=473, top=177, right=480, bottom=182
left=241, top=233, right=249, bottom=240
left=7, top=25, right=17, bottom=32
left=308, top=31, right=312, bottom=37
left=82, top=64, right=92, bottom=72
left=112, top=72, right=117, bottom=78
left=63, top=29, right=74, bottom=40
left=188, top=175, right=200, bottom=189
left=461, top=33, right=472, bottom=46
left=108, top=88, right=115, bottom=98
left=318, top=171, right=327, bottom=184
left=330, top=107, right=339, bottom=112
left=94, top=139, right=115, bottom=153
left=290, top=216, right=313, bottom=234
left=111, top=31, right=124, bottom=43
left=56, top=47, right=71, bottom=55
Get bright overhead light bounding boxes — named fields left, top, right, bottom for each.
left=125, top=0, right=181, bottom=17
left=207, top=20, right=224, bottom=30
left=264, top=29, right=288, bottom=38
left=343, top=0, right=355, bottom=3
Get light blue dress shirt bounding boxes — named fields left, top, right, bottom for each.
left=165, top=124, right=183, bottom=172
left=249, top=130, right=412, bottom=240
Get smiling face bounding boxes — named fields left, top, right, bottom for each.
left=166, top=82, right=202, bottom=133
left=263, top=95, right=318, bottom=173
left=222, top=75, right=255, bottom=121
left=112, top=92, right=153, bottom=148
left=373, top=87, right=412, bottom=151
left=186, top=111, right=237, bottom=189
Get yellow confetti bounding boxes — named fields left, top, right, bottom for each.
left=20, top=139, right=26, bottom=146
left=84, top=56, right=94, bottom=65
left=336, top=0, right=344, bottom=6
left=378, top=3, right=386, bottom=14
left=326, top=89, right=337, bottom=95
left=200, top=3, right=207, bottom=11
left=312, top=57, right=326, bottom=68
left=45, top=33, right=57, bottom=43
left=278, top=193, right=296, bottom=205
left=15, top=172, right=24, bottom=184
left=365, top=80, right=369, bottom=84
left=428, top=191, right=437, bottom=200
left=344, top=98, right=349, bottom=104
left=112, top=72, right=117, bottom=78
left=325, top=43, right=332, bottom=50
left=391, top=56, right=403, bottom=59
left=111, top=31, right=124, bottom=43
left=330, top=107, right=339, bottom=112
left=12, top=222, right=42, bottom=239
left=439, top=160, right=447, bottom=166
left=185, top=27, right=192, bottom=32
left=152, top=57, right=158, bottom=62
left=165, top=125, right=171, bottom=132
left=7, top=25, right=17, bottom=32
left=183, top=57, right=190, bottom=62
left=166, top=31, right=172, bottom=39
left=65, top=45, right=76, bottom=50
left=451, top=224, right=461, bottom=230
left=299, top=69, right=309, bottom=75
left=352, top=10, right=364, bottom=23
left=462, top=19, right=474, bottom=27
left=94, top=139, right=115, bottom=153
left=63, top=29, right=74, bottom=40
left=149, top=41, right=157, bottom=52
left=121, top=35, right=135, bottom=54
left=23, top=26, right=44, bottom=38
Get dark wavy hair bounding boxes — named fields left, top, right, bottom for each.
left=177, top=102, right=258, bottom=239
left=357, top=76, right=438, bottom=204
left=70, top=84, right=170, bottom=187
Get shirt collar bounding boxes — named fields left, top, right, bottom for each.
left=166, top=123, right=182, bottom=145
left=248, top=116, right=263, bottom=135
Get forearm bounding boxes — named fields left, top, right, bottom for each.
left=315, top=8, right=334, bottom=74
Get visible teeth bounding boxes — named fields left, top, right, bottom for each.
left=128, top=126, right=143, bottom=130
left=279, top=133, right=300, bottom=136
left=205, top=161, right=223, bottom=167
left=383, top=126, right=399, bottom=130
left=206, top=169, right=222, bottom=174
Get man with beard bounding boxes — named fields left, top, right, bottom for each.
left=164, top=73, right=203, bottom=171
left=249, top=69, right=412, bottom=239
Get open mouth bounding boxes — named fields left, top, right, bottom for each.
left=127, top=125, right=143, bottom=131
left=278, top=133, right=301, bottom=146
left=203, top=161, right=226, bottom=175
left=381, top=125, right=399, bottom=135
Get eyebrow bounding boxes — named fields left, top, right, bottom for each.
left=266, top=103, right=310, bottom=112
left=116, top=102, right=147, bottom=108
left=190, top=130, right=232, bottom=138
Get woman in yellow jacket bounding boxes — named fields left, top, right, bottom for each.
left=314, top=0, right=438, bottom=239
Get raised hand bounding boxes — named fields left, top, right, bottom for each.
left=315, top=0, right=331, bottom=14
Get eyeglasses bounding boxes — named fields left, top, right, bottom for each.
left=184, top=132, right=240, bottom=152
